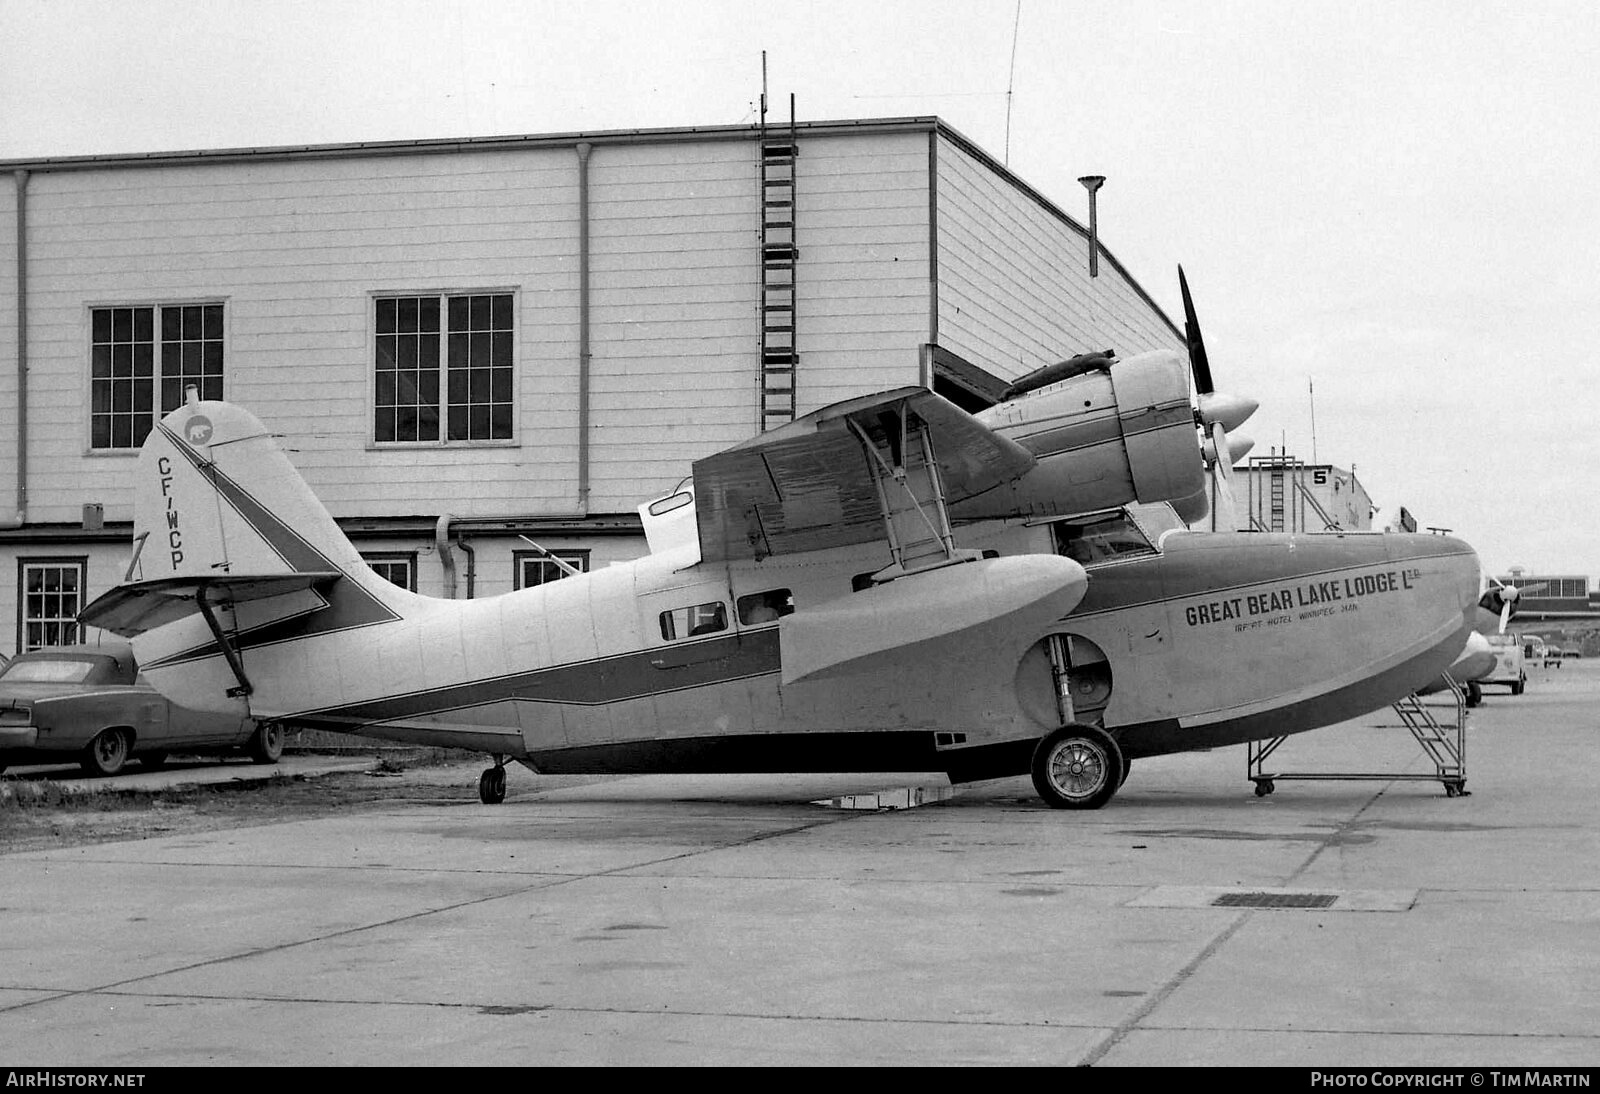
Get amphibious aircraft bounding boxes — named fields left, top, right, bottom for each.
left=79, top=283, right=1482, bottom=811
left=1418, top=579, right=1537, bottom=705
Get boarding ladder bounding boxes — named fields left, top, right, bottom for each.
left=1247, top=676, right=1468, bottom=797
left=759, top=94, right=799, bottom=431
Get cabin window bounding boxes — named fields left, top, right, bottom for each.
left=514, top=549, right=589, bottom=589
left=373, top=292, right=515, bottom=444
left=89, top=303, right=225, bottom=450
left=361, top=552, right=418, bottom=591
left=659, top=601, right=727, bottom=640
left=737, top=589, right=794, bottom=624
left=1052, top=511, right=1156, bottom=566
left=17, top=558, right=87, bottom=652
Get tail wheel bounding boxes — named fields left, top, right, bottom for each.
left=82, top=728, right=132, bottom=777
left=1031, top=723, right=1123, bottom=810
left=248, top=722, right=284, bottom=764
left=478, top=764, right=507, bottom=805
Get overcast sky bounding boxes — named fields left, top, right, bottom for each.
left=3, top=0, right=1596, bottom=578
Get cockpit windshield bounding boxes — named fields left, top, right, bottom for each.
left=1052, top=510, right=1158, bottom=566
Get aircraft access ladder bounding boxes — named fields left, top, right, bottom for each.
left=1246, top=677, right=1469, bottom=798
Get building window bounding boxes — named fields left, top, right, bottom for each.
left=514, top=549, right=589, bottom=590
left=18, top=558, right=87, bottom=652
left=374, top=293, right=514, bottom=444
left=361, top=552, right=417, bottom=592
left=90, top=304, right=224, bottom=449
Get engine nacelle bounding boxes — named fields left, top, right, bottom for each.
left=957, top=350, right=1204, bottom=520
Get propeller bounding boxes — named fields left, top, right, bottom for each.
left=1179, top=266, right=1257, bottom=530
left=1483, top=578, right=1546, bottom=633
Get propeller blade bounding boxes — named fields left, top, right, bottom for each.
left=1208, top=421, right=1238, bottom=531
left=1500, top=599, right=1512, bottom=634
left=1179, top=265, right=1214, bottom=395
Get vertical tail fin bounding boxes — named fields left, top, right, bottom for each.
left=81, top=400, right=414, bottom=714
left=132, top=400, right=381, bottom=588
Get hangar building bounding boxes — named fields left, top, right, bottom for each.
left=0, top=116, right=1186, bottom=657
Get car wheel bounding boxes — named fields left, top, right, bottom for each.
left=82, top=728, right=132, bottom=777
left=247, top=722, right=284, bottom=764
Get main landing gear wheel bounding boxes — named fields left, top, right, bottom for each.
left=1031, top=723, right=1124, bottom=810
left=1254, top=779, right=1276, bottom=797
left=479, top=762, right=507, bottom=805
left=1466, top=682, right=1482, bottom=708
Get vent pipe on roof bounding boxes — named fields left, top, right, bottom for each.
left=1078, top=175, right=1105, bottom=279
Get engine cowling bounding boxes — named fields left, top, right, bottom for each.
left=957, top=350, right=1205, bottom=520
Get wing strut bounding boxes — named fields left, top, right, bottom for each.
left=194, top=591, right=252, bottom=698
left=846, top=403, right=983, bottom=583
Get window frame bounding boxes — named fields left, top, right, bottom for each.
left=368, top=289, right=519, bottom=448
left=360, top=552, right=419, bottom=592
left=87, top=301, right=227, bottom=453
left=17, top=556, right=89, bottom=653
left=513, top=549, right=590, bottom=591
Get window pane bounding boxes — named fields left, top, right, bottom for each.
left=21, top=562, right=85, bottom=651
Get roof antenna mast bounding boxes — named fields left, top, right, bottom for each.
left=1004, top=1, right=1022, bottom=165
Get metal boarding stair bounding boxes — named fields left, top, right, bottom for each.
left=1246, top=675, right=1469, bottom=797
left=759, top=102, right=799, bottom=432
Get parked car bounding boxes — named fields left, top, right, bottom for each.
left=0, top=642, right=282, bottom=776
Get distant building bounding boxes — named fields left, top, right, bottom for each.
left=0, top=116, right=1185, bottom=656
left=1202, top=454, right=1373, bottom=533
left=1492, top=573, right=1600, bottom=622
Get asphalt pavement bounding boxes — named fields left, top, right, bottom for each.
left=1, top=659, right=1596, bottom=1067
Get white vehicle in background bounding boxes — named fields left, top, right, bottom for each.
left=1483, top=634, right=1528, bottom=695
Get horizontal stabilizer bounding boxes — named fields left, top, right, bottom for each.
left=80, top=572, right=341, bottom=637
left=780, top=554, right=1087, bottom=684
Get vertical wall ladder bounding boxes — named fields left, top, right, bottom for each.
left=759, top=101, right=799, bottom=431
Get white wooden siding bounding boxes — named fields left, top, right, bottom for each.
left=19, top=150, right=582, bottom=523
left=934, top=136, right=1184, bottom=381
left=788, top=133, right=930, bottom=411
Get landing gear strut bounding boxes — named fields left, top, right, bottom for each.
left=478, top=759, right=508, bottom=805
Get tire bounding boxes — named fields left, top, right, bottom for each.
left=82, top=728, right=132, bottom=777
left=1030, top=723, right=1123, bottom=810
left=247, top=721, right=284, bottom=764
left=478, top=766, right=507, bottom=805
left=1465, top=682, right=1482, bottom=707
left=141, top=751, right=169, bottom=770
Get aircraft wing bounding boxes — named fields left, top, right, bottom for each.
left=79, top=573, right=342, bottom=637
left=693, top=386, right=1037, bottom=563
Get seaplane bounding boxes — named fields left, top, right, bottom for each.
left=79, top=274, right=1482, bottom=810
left=1418, top=579, right=1538, bottom=706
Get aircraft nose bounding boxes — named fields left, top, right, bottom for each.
left=1410, top=533, right=1482, bottom=617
